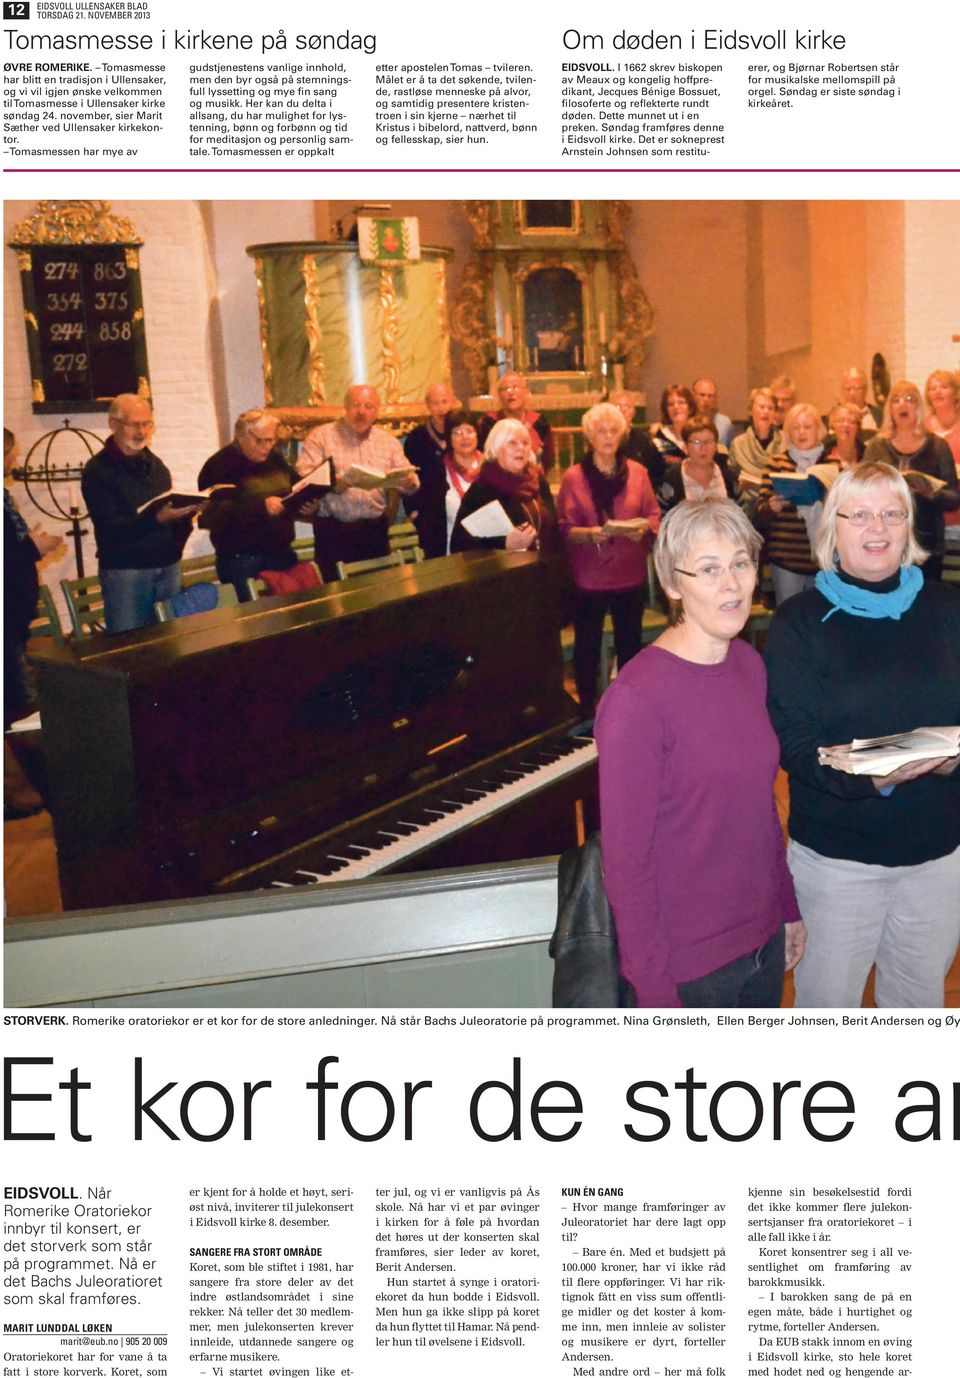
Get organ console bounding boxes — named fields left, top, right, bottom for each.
left=31, top=552, right=598, bottom=912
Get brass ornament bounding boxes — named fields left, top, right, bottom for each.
left=15, top=250, right=32, bottom=272
left=379, top=267, right=401, bottom=403
left=462, top=201, right=494, bottom=249
left=603, top=201, right=655, bottom=389
left=450, top=257, right=493, bottom=396
left=9, top=201, right=144, bottom=247
left=253, top=257, right=275, bottom=407
left=435, top=261, right=452, bottom=385
left=300, top=255, right=326, bottom=406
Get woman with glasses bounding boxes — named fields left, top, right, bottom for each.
left=557, top=402, right=660, bottom=723
left=864, top=380, right=959, bottom=581
left=404, top=409, right=483, bottom=558
left=595, top=498, right=805, bottom=1008
left=657, top=415, right=738, bottom=514
left=765, top=463, right=960, bottom=1008
left=825, top=402, right=865, bottom=469
left=450, top=418, right=559, bottom=556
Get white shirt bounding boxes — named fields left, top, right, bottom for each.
left=299, top=421, right=408, bottom=522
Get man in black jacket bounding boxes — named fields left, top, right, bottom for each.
left=81, top=394, right=197, bottom=632
left=197, top=408, right=299, bottom=598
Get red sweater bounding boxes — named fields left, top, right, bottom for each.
left=557, top=460, right=660, bottom=592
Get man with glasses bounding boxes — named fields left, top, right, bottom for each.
left=197, top=408, right=302, bottom=599
left=837, top=367, right=881, bottom=433
left=476, top=371, right=554, bottom=473
left=81, top=394, right=198, bottom=633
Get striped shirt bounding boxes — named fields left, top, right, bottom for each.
left=755, top=452, right=818, bottom=574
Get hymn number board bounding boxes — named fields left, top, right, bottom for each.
left=21, top=244, right=150, bottom=414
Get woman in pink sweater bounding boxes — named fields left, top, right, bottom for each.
left=557, top=403, right=660, bottom=721
left=595, top=498, right=806, bottom=1007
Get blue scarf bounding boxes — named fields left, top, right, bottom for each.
left=815, top=564, right=923, bottom=621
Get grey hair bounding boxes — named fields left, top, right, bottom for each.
left=581, top=402, right=628, bottom=446
left=813, top=462, right=927, bottom=570
left=234, top=407, right=275, bottom=440
left=654, top=498, right=762, bottom=621
left=841, top=366, right=868, bottom=386
left=108, top=393, right=151, bottom=421
left=483, top=417, right=531, bottom=463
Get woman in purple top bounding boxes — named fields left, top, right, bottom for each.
left=558, top=403, right=661, bottom=721
left=595, top=498, right=806, bottom=1007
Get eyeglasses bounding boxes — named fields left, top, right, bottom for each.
left=890, top=395, right=919, bottom=406
left=117, top=419, right=153, bottom=431
left=687, top=437, right=716, bottom=449
left=674, top=558, right=757, bottom=584
left=451, top=427, right=477, bottom=438
left=837, top=509, right=909, bottom=527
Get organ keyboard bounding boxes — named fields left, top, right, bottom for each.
left=266, top=733, right=597, bottom=887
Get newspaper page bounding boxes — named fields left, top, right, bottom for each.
left=3, top=2, right=959, bottom=1378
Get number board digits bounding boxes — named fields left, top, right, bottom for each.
left=26, top=245, right=150, bottom=413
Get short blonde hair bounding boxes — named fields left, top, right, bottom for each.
left=813, top=462, right=927, bottom=571
left=782, top=402, right=826, bottom=449
left=924, top=370, right=960, bottom=411
left=654, top=498, right=762, bottom=623
left=879, top=380, right=925, bottom=442
left=581, top=403, right=628, bottom=447
left=484, top=417, right=531, bottom=464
